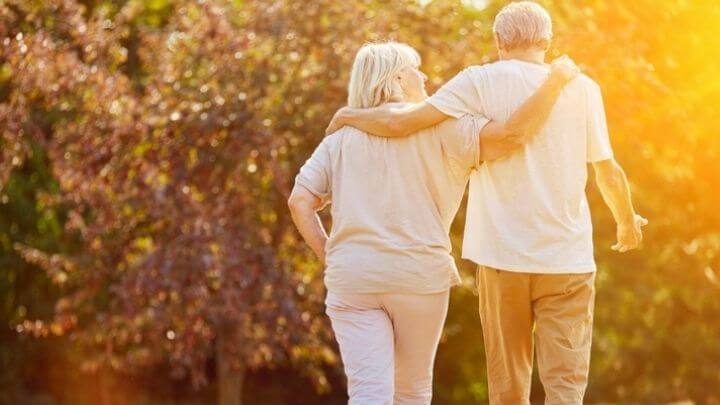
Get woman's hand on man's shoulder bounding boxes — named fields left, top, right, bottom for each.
left=549, top=55, right=581, bottom=84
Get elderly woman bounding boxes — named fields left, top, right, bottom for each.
left=288, top=42, right=576, bottom=404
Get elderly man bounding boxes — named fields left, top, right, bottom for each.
left=325, top=2, right=647, bottom=404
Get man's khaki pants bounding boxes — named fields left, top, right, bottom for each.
left=476, top=266, right=596, bottom=405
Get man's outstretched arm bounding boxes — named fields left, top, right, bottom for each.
left=593, top=159, right=648, bottom=252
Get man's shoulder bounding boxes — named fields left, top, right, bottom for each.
left=576, top=73, right=601, bottom=91
left=463, top=61, right=509, bottom=75
left=462, top=60, right=543, bottom=82
left=465, top=61, right=603, bottom=86
left=558, top=74, right=602, bottom=103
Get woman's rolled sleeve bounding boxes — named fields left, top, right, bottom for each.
left=295, top=140, right=332, bottom=203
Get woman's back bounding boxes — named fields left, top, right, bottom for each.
left=295, top=114, right=488, bottom=294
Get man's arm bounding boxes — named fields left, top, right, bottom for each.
left=326, top=101, right=448, bottom=138
left=288, top=186, right=329, bottom=262
left=592, top=158, right=648, bottom=252
left=327, top=56, right=579, bottom=155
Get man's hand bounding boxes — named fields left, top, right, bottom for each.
left=549, top=55, right=580, bottom=84
left=612, top=214, right=649, bottom=253
left=325, top=107, right=351, bottom=135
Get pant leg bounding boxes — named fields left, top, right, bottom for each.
left=531, top=273, right=596, bottom=405
left=381, top=291, right=450, bottom=405
left=325, top=292, right=395, bottom=405
left=477, top=266, right=534, bottom=405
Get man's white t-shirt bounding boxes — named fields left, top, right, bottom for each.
left=427, top=59, right=614, bottom=274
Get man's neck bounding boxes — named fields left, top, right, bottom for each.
left=500, top=48, right=546, bottom=65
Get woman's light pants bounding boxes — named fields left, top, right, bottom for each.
left=325, top=290, right=450, bottom=405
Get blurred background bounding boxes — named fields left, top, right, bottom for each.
left=1, top=0, right=719, bottom=404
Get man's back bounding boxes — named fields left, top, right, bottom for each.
left=428, top=60, right=613, bottom=272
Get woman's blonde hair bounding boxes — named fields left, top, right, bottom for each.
left=347, top=42, right=421, bottom=109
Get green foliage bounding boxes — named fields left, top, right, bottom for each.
left=0, top=145, right=68, bottom=404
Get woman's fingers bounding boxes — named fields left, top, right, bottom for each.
left=550, top=55, right=580, bottom=81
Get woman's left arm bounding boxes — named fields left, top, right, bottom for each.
left=288, top=186, right=329, bottom=263
left=479, top=56, right=579, bottom=161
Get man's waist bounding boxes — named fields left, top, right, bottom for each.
left=461, top=248, right=596, bottom=274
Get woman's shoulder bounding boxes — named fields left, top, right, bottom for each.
left=325, top=125, right=366, bottom=142
left=320, top=126, right=369, bottom=151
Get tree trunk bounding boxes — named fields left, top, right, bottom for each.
left=98, top=366, right=112, bottom=405
left=217, top=328, right=246, bottom=405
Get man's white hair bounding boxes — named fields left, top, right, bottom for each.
left=347, top=42, right=420, bottom=109
left=493, top=1, right=553, bottom=50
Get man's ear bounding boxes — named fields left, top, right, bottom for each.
left=494, top=37, right=504, bottom=52
left=537, top=39, right=551, bottom=51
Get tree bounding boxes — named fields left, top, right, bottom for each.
left=2, top=1, right=340, bottom=403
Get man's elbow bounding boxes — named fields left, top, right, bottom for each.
left=483, top=120, right=526, bottom=148
left=478, top=133, right=523, bottom=162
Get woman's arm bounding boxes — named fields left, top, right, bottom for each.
left=479, top=56, right=579, bottom=161
left=288, top=186, right=328, bottom=263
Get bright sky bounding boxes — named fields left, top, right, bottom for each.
left=418, top=0, right=489, bottom=9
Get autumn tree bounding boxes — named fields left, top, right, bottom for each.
left=1, top=1, right=344, bottom=403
